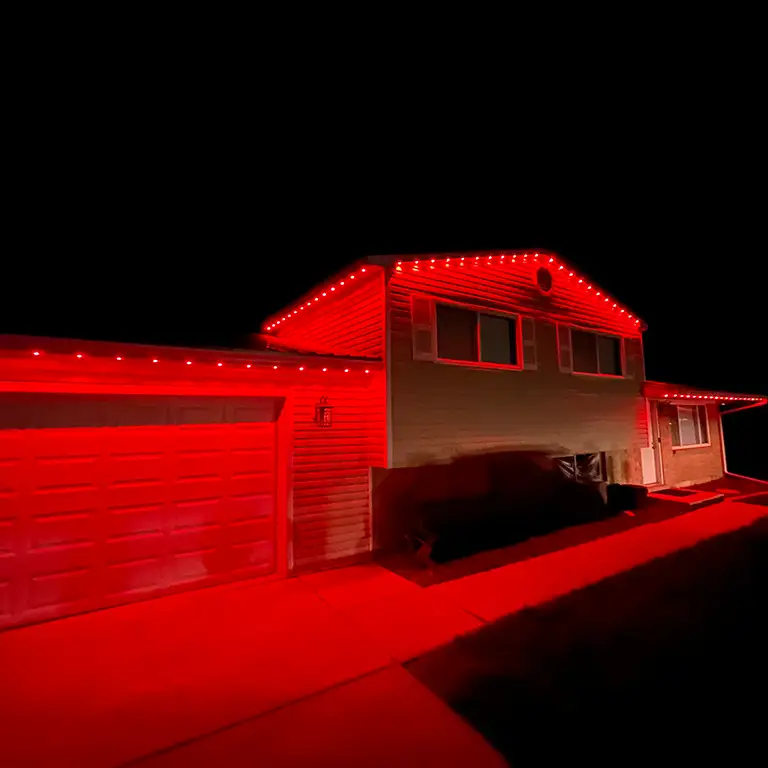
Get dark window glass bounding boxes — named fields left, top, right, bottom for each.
left=436, top=304, right=477, bottom=362
left=597, top=335, right=622, bottom=376
left=479, top=314, right=517, bottom=366
left=571, top=329, right=598, bottom=373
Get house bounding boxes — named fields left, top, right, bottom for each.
left=1, top=250, right=764, bottom=630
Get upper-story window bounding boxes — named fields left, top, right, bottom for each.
left=411, top=296, right=537, bottom=370
left=558, top=325, right=624, bottom=377
left=436, top=304, right=519, bottom=367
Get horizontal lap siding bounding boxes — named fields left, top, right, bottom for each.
left=271, top=270, right=385, bottom=358
left=394, top=260, right=643, bottom=336
left=291, top=375, right=386, bottom=570
left=389, top=267, right=646, bottom=483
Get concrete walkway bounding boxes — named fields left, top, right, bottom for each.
left=1, top=499, right=765, bottom=767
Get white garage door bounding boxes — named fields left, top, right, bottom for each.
left=0, top=394, right=283, bottom=630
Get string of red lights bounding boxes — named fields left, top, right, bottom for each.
left=25, top=351, right=370, bottom=375
left=661, top=393, right=764, bottom=403
left=262, top=253, right=643, bottom=332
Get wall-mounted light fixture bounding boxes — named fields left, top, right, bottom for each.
left=314, top=396, right=334, bottom=427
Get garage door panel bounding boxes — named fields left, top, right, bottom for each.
left=169, top=524, right=225, bottom=555
left=29, top=565, right=92, bottom=610
left=107, top=454, right=166, bottom=484
left=233, top=541, right=275, bottom=572
left=0, top=517, right=16, bottom=555
left=175, top=427, right=232, bottom=452
left=29, top=429, right=103, bottom=458
left=33, top=456, right=101, bottom=488
left=0, top=580, right=10, bottom=617
left=229, top=423, right=275, bottom=448
left=105, top=532, right=165, bottom=565
left=105, top=557, right=163, bottom=595
left=29, top=510, right=95, bottom=550
left=1, top=394, right=282, bottom=630
left=171, top=477, right=225, bottom=503
left=229, top=492, right=274, bottom=522
left=172, top=498, right=223, bottom=531
left=229, top=517, right=275, bottom=546
left=31, top=488, right=100, bottom=517
left=176, top=452, right=226, bottom=480
left=107, top=503, right=164, bottom=538
left=105, top=482, right=167, bottom=510
left=230, top=447, right=273, bottom=474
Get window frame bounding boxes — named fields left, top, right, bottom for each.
left=561, top=324, right=626, bottom=378
left=434, top=298, right=524, bottom=371
left=671, top=405, right=711, bottom=450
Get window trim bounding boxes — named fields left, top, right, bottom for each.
left=434, top=298, right=524, bottom=371
left=561, top=324, right=626, bottom=379
left=671, top=405, right=711, bottom=450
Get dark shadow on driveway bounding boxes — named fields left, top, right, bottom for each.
left=406, top=518, right=768, bottom=767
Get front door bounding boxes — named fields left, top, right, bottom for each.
left=644, top=399, right=664, bottom=485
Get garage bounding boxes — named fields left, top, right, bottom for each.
left=0, top=337, right=386, bottom=631
left=0, top=393, right=284, bottom=628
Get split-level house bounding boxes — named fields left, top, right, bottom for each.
left=0, top=250, right=763, bottom=629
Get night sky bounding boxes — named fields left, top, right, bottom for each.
left=4, top=143, right=764, bottom=475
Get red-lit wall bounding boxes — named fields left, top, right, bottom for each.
left=388, top=262, right=647, bottom=481
left=268, top=268, right=386, bottom=358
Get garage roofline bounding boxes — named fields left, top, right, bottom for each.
left=0, top=334, right=382, bottom=371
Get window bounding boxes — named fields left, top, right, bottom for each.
left=570, top=329, right=623, bottom=376
left=435, top=303, right=518, bottom=367
left=555, top=453, right=605, bottom=482
left=670, top=405, right=710, bottom=447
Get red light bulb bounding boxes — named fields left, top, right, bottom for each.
left=33, top=351, right=40, bottom=356
left=186, top=361, right=192, bottom=365
left=116, top=356, right=122, bottom=361
left=299, top=366, right=305, bottom=371
left=76, top=354, right=83, bottom=359
left=152, top=359, right=159, bottom=363
left=217, top=362, right=223, bottom=367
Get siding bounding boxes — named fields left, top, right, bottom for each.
left=290, top=374, right=387, bottom=570
left=657, top=403, right=724, bottom=486
left=392, top=258, right=644, bottom=337
left=389, top=267, right=647, bottom=483
left=269, top=269, right=385, bottom=358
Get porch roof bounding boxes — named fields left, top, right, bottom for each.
left=643, top=380, right=767, bottom=410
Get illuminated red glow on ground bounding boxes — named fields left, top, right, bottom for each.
left=1, top=500, right=764, bottom=766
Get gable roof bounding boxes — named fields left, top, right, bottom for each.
left=262, top=250, right=645, bottom=333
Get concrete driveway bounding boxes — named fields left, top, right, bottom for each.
left=2, top=498, right=765, bottom=767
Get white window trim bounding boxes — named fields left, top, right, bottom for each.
left=565, top=325, right=625, bottom=378
left=434, top=298, right=525, bottom=371
left=672, top=405, right=711, bottom=450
